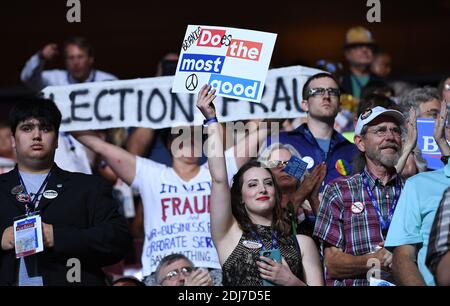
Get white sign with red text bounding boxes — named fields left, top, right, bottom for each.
left=172, top=25, right=277, bottom=103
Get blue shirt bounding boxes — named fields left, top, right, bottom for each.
left=267, top=123, right=357, bottom=187
left=385, top=163, right=450, bottom=285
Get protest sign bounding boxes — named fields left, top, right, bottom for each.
left=41, top=65, right=323, bottom=132
left=417, top=118, right=444, bottom=169
left=172, top=25, right=277, bottom=103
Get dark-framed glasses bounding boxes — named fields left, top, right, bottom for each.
left=307, top=87, right=340, bottom=98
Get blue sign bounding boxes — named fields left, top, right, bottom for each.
left=417, top=118, right=443, bottom=170
left=208, top=74, right=260, bottom=100
left=283, top=155, right=308, bottom=180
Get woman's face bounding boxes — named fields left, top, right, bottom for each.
left=268, top=148, right=297, bottom=190
left=241, top=167, right=276, bottom=217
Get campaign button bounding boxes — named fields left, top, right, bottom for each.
left=351, top=201, right=364, bottom=214
left=43, top=190, right=58, bottom=200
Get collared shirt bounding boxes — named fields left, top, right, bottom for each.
left=386, top=163, right=450, bottom=286
left=267, top=123, right=357, bottom=188
left=313, top=167, right=404, bottom=286
left=426, top=186, right=450, bottom=278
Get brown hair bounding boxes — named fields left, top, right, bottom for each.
left=230, top=160, right=290, bottom=236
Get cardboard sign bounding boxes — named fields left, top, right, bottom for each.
left=172, top=25, right=277, bottom=102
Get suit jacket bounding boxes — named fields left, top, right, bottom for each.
left=0, top=164, right=132, bottom=286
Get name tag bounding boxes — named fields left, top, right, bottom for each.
left=13, top=214, right=44, bottom=258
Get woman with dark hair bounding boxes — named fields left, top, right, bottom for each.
left=197, top=85, right=323, bottom=286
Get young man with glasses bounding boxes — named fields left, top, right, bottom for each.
left=266, top=72, right=357, bottom=187
left=313, top=106, right=405, bottom=286
left=155, top=253, right=213, bottom=286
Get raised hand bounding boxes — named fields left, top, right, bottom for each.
left=433, top=99, right=450, bottom=156
left=404, top=107, right=418, bottom=152
left=196, top=84, right=217, bottom=120
left=40, top=43, right=59, bottom=61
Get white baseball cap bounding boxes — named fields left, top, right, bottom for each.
left=354, top=106, right=405, bottom=135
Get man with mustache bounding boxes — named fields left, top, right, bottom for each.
left=314, top=106, right=405, bottom=286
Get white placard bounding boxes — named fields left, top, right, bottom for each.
left=172, top=25, right=277, bottom=102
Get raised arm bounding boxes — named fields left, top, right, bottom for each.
left=396, top=107, right=417, bottom=174
left=20, top=43, right=59, bottom=91
left=196, top=85, right=235, bottom=243
left=72, top=131, right=136, bottom=185
left=434, top=99, right=450, bottom=156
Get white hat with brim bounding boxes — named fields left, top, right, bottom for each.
left=354, top=106, right=405, bottom=136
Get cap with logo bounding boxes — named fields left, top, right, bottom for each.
left=354, top=106, right=405, bottom=136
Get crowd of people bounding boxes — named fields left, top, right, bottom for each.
left=0, top=25, right=449, bottom=286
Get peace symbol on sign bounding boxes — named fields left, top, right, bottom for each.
left=185, top=74, right=199, bottom=91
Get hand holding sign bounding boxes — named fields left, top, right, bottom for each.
left=196, top=84, right=217, bottom=120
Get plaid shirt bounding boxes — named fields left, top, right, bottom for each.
left=426, top=187, right=450, bottom=277
left=313, top=167, right=404, bottom=286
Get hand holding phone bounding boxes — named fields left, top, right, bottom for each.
left=259, top=249, right=281, bottom=286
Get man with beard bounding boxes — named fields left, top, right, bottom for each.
left=313, top=106, right=405, bottom=286
left=266, top=73, right=357, bottom=187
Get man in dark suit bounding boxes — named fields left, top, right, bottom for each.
left=0, top=97, right=131, bottom=286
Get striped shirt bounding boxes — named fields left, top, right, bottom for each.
left=313, top=167, right=404, bottom=286
left=426, top=187, right=450, bottom=277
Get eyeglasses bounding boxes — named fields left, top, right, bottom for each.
left=160, top=266, right=194, bottom=283
left=261, top=160, right=289, bottom=169
left=307, top=87, right=340, bottom=99
left=365, top=126, right=402, bottom=138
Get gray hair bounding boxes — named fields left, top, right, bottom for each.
left=155, top=253, right=194, bottom=284
left=258, top=142, right=302, bottom=164
left=398, top=87, right=440, bottom=116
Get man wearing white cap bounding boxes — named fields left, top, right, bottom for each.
left=314, top=106, right=405, bottom=286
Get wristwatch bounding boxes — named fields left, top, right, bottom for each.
left=441, top=155, right=450, bottom=165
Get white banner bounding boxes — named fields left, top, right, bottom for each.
left=41, top=65, right=323, bottom=132
left=172, top=25, right=277, bottom=103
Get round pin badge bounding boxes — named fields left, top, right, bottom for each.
left=11, top=185, right=24, bottom=195
left=301, top=156, right=315, bottom=170
left=43, top=190, right=58, bottom=200
left=16, top=193, right=30, bottom=203
left=351, top=201, right=365, bottom=214
left=242, top=240, right=263, bottom=250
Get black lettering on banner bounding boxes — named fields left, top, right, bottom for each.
left=170, top=93, right=194, bottom=122
left=271, top=77, right=291, bottom=112
left=69, top=89, right=92, bottom=122
left=220, top=97, right=239, bottom=117
left=110, top=88, right=134, bottom=121
left=94, top=89, right=112, bottom=122
left=137, top=90, right=143, bottom=122
left=292, top=78, right=303, bottom=112
left=146, top=89, right=167, bottom=123
left=49, top=93, right=70, bottom=123
left=249, top=101, right=268, bottom=114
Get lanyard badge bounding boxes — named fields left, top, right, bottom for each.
left=13, top=213, right=44, bottom=258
